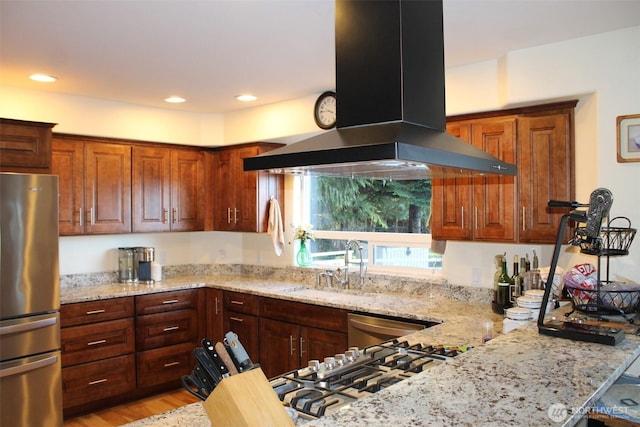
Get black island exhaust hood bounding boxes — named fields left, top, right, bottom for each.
left=243, top=0, right=516, bottom=180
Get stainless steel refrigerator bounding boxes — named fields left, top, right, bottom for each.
left=0, top=172, right=62, bottom=427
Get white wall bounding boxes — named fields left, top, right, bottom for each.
left=2, top=26, right=638, bottom=285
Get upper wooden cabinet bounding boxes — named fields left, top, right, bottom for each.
left=0, top=118, right=56, bottom=173
left=132, top=146, right=204, bottom=232
left=432, top=118, right=517, bottom=242
left=431, top=101, right=576, bottom=244
left=52, top=134, right=132, bottom=235
left=212, top=143, right=284, bottom=232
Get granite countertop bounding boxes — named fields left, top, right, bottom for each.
left=61, top=275, right=640, bottom=427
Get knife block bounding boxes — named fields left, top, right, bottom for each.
left=202, top=367, right=294, bottom=427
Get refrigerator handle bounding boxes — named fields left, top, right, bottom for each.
left=0, top=354, right=59, bottom=379
left=0, top=316, right=58, bottom=336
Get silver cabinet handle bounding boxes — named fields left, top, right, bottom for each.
left=461, top=206, right=465, bottom=229
left=88, top=378, right=108, bottom=385
left=162, top=299, right=179, bottom=305
left=522, top=206, right=526, bottom=231
left=234, top=208, right=239, bottom=224
left=164, top=361, right=180, bottom=368
left=299, top=337, right=305, bottom=357
left=229, top=316, right=244, bottom=322
left=215, top=297, right=220, bottom=315
left=86, top=309, right=106, bottom=315
left=289, top=335, right=295, bottom=356
left=87, top=339, right=107, bottom=346
left=163, top=326, right=179, bottom=332
left=230, top=300, right=244, bottom=305
left=79, top=208, right=83, bottom=226
left=172, top=208, right=177, bottom=224
left=163, top=208, right=169, bottom=224
left=227, top=207, right=232, bottom=224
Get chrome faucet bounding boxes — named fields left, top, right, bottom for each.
left=342, top=239, right=366, bottom=288
left=316, top=240, right=366, bottom=289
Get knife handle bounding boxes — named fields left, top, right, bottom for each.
left=202, top=338, right=230, bottom=377
left=215, top=341, right=239, bottom=375
left=224, top=331, right=253, bottom=372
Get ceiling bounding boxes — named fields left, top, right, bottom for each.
left=2, top=0, right=639, bottom=114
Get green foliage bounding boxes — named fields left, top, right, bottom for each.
left=309, top=177, right=432, bottom=233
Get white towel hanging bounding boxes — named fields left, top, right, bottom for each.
left=267, top=198, right=285, bottom=256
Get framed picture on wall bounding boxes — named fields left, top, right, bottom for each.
left=617, top=114, right=640, bottom=162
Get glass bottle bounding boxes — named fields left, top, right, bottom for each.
left=510, top=255, right=521, bottom=302
left=492, top=253, right=504, bottom=312
left=496, top=258, right=512, bottom=311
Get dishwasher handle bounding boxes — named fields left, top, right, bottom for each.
left=348, top=317, right=422, bottom=339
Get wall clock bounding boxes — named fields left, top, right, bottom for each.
left=314, top=91, right=336, bottom=129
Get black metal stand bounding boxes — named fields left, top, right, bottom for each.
left=537, top=213, right=624, bottom=346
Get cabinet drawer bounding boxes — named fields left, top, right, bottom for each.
left=137, top=342, right=195, bottom=388
left=223, top=291, right=259, bottom=315
left=135, top=289, right=197, bottom=316
left=61, top=297, right=134, bottom=327
left=136, top=309, right=198, bottom=351
left=260, top=297, right=348, bottom=331
left=61, top=318, right=135, bottom=367
left=62, top=354, right=136, bottom=409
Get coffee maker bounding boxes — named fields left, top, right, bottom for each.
left=134, top=247, right=155, bottom=284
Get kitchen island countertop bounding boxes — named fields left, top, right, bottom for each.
left=61, top=275, right=640, bottom=426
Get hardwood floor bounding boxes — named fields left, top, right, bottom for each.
left=63, top=388, right=199, bottom=427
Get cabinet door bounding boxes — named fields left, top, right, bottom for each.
left=52, top=138, right=85, bottom=235
left=132, top=146, right=171, bottom=232
left=0, top=119, right=54, bottom=173
left=212, top=149, right=235, bottom=231
left=518, top=113, right=573, bottom=243
left=206, top=288, right=224, bottom=343
left=234, top=145, right=260, bottom=232
left=431, top=123, right=473, bottom=240
left=223, top=311, right=259, bottom=366
left=259, top=318, right=299, bottom=379
left=84, top=142, right=132, bottom=234
left=171, top=149, right=204, bottom=231
left=471, top=119, right=517, bottom=242
left=302, top=327, right=347, bottom=366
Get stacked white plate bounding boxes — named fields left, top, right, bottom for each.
left=505, top=307, right=533, bottom=320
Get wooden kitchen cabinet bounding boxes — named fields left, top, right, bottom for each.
left=206, top=288, right=224, bottom=343
left=517, top=105, right=575, bottom=243
left=432, top=117, right=517, bottom=242
left=222, top=291, right=260, bottom=363
left=132, top=146, right=204, bottom=232
left=258, top=297, right=348, bottom=378
left=135, top=289, right=201, bottom=391
left=52, top=134, right=132, bottom=235
left=212, top=143, right=284, bottom=232
left=0, top=118, right=55, bottom=173
left=60, top=297, right=136, bottom=416
left=431, top=101, right=576, bottom=244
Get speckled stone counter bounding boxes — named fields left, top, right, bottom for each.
left=60, top=274, right=640, bottom=427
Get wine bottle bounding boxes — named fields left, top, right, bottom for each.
left=511, top=255, right=521, bottom=301
left=496, top=258, right=512, bottom=311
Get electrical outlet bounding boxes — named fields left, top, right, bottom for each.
left=472, top=268, right=482, bottom=285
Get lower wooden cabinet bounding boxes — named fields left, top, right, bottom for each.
left=223, top=311, right=260, bottom=364
left=62, top=354, right=136, bottom=409
left=136, top=342, right=195, bottom=388
left=61, top=318, right=135, bottom=367
left=258, top=297, right=348, bottom=379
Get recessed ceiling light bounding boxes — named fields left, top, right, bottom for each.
left=165, top=96, right=186, bottom=103
left=29, top=74, right=57, bottom=83
left=236, top=94, right=257, bottom=102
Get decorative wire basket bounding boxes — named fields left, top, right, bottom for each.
left=565, top=281, right=640, bottom=315
left=577, top=216, right=636, bottom=256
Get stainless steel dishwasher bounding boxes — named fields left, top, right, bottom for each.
left=347, top=313, right=434, bottom=347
